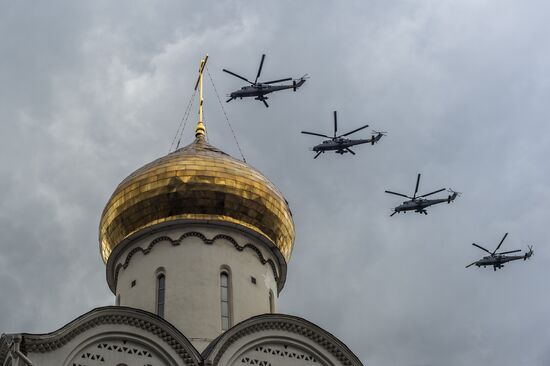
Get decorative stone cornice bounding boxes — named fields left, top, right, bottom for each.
left=110, top=229, right=284, bottom=294
left=203, top=314, right=364, bottom=366
left=0, top=334, right=9, bottom=365
left=2, top=312, right=363, bottom=366
left=18, top=307, right=201, bottom=366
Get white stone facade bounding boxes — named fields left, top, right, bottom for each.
left=107, top=221, right=285, bottom=351
left=0, top=188, right=363, bottom=366
left=0, top=308, right=362, bottom=366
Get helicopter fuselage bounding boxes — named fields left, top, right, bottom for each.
left=312, top=133, right=383, bottom=155
left=393, top=193, right=458, bottom=215
left=472, top=251, right=533, bottom=270
left=229, top=78, right=306, bottom=100
left=313, top=138, right=370, bottom=153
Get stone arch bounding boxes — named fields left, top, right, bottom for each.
left=64, top=332, right=177, bottom=366
left=227, top=336, right=333, bottom=366
left=20, top=306, right=202, bottom=366
left=203, top=314, right=363, bottom=366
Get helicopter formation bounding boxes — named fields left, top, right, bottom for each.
left=220, top=53, right=534, bottom=272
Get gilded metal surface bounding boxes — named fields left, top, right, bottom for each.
left=99, top=137, right=295, bottom=263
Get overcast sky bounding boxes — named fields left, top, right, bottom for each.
left=1, top=1, right=550, bottom=365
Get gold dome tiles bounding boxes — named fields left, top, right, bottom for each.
left=99, top=138, right=295, bottom=264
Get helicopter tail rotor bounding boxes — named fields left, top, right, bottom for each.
left=292, top=75, right=308, bottom=91
left=447, top=189, right=461, bottom=203
left=524, top=245, right=534, bottom=260
left=371, top=130, right=387, bottom=145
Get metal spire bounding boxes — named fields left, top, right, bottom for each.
left=194, top=54, right=208, bottom=139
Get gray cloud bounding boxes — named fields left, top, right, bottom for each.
left=1, top=1, right=549, bottom=365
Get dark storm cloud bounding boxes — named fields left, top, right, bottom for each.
left=1, top=1, right=549, bottom=365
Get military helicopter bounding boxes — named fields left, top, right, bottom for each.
left=385, top=174, right=459, bottom=216
left=466, top=233, right=534, bottom=271
left=223, top=54, right=307, bottom=108
left=300, top=111, right=385, bottom=159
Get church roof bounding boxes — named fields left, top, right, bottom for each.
left=1, top=308, right=364, bottom=366
left=99, top=136, right=295, bottom=264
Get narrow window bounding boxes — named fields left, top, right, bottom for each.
left=157, top=273, right=165, bottom=318
left=269, top=290, right=275, bottom=313
left=220, top=272, right=231, bottom=330
left=116, top=294, right=120, bottom=306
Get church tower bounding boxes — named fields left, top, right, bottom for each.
left=99, top=56, right=293, bottom=351
left=99, top=126, right=294, bottom=351
left=0, top=56, right=362, bottom=366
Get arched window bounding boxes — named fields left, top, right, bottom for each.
left=220, top=271, right=231, bottom=331
left=269, top=290, right=275, bottom=313
left=156, top=273, right=165, bottom=318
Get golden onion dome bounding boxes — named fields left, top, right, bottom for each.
left=99, top=136, right=295, bottom=264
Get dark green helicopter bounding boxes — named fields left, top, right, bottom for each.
left=385, top=174, right=460, bottom=216
left=301, top=111, right=385, bottom=159
left=466, top=233, right=534, bottom=271
left=223, top=54, right=307, bottom=107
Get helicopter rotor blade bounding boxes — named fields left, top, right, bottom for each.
left=497, top=249, right=522, bottom=255
left=472, top=243, right=492, bottom=255
left=263, top=77, right=293, bottom=84
left=301, top=131, right=332, bottom=138
left=465, top=261, right=477, bottom=268
left=223, top=69, right=253, bottom=84
left=493, top=232, right=508, bottom=254
left=339, top=123, right=370, bottom=138
left=255, top=54, right=266, bottom=84
left=413, top=174, right=421, bottom=199
left=333, top=111, right=338, bottom=138
left=384, top=190, right=412, bottom=199
left=418, top=188, right=446, bottom=198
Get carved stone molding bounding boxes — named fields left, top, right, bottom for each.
left=0, top=335, right=10, bottom=366
left=17, top=307, right=201, bottom=366
left=2, top=313, right=362, bottom=366
left=203, top=314, right=363, bottom=366
left=112, top=231, right=283, bottom=293
left=105, top=220, right=288, bottom=295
